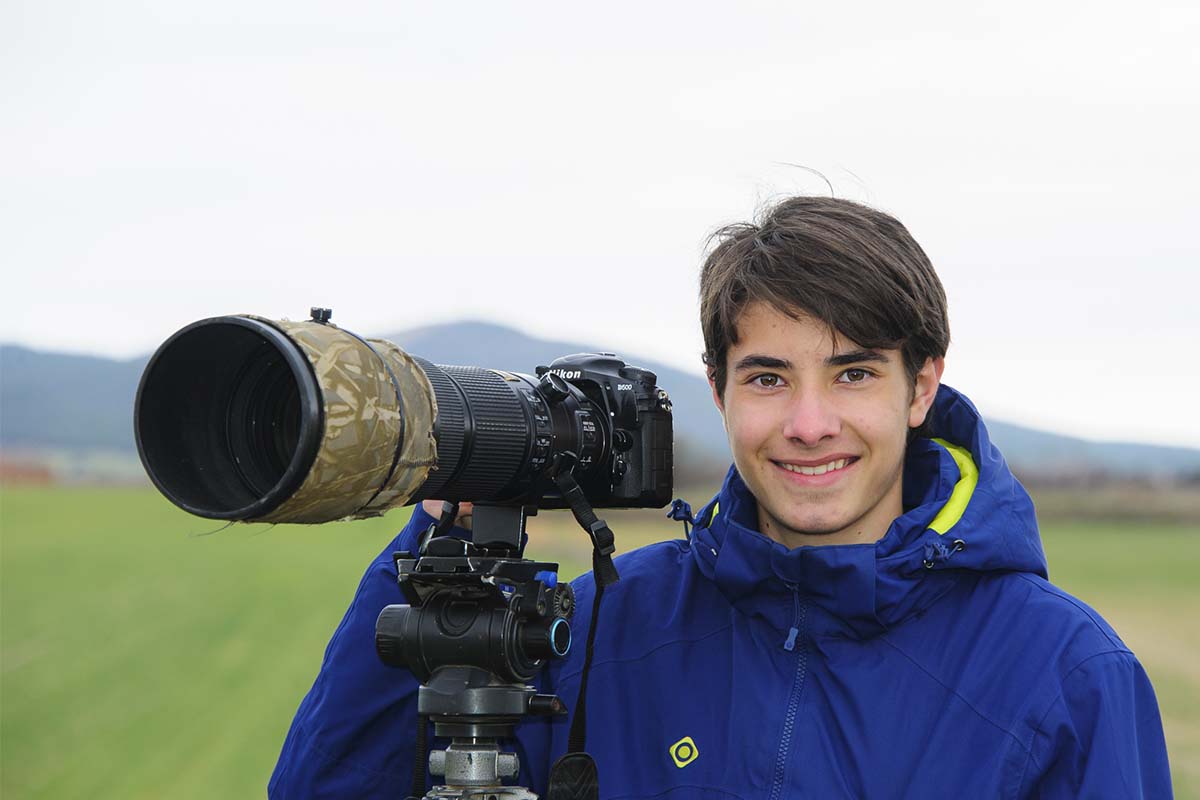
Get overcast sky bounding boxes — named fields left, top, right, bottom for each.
left=3, top=1, right=1198, bottom=448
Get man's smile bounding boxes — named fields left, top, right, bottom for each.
left=771, top=455, right=860, bottom=485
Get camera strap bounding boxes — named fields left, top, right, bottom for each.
left=552, top=472, right=619, bottom=588
left=546, top=471, right=619, bottom=800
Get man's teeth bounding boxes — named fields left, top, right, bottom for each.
left=779, top=458, right=850, bottom=476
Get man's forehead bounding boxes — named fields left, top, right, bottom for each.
left=730, top=302, right=897, bottom=363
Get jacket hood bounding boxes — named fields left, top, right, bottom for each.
left=690, top=384, right=1047, bottom=639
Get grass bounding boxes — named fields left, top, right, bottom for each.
left=2, top=487, right=409, bottom=799
left=1, top=487, right=1197, bottom=797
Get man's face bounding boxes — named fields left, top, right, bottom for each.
left=710, top=302, right=943, bottom=548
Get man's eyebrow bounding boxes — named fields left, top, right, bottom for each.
left=825, top=349, right=890, bottom=368
left=732, top=355, right=792, bottom=372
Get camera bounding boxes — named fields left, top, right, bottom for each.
left=134, top=309, right=673, bottom=524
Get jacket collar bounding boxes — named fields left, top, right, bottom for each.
left=689, top=385, right=1046, bottom=639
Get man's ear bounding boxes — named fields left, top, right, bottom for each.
left=908, top=356, right=946, bottom=429
left=708, top=371, right=726, bottom=417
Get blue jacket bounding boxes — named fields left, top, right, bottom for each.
left=270, top=386, right=1172, bottom=798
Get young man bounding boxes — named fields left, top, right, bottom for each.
left=270, top=197, right=1172, bottom=798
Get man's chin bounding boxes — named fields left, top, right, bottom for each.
left=770, top=507, right=855, bottom=538
left=782, top=520, right=852, bottom=537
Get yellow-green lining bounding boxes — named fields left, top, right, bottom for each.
left=928, top=438, right=978, bottom=534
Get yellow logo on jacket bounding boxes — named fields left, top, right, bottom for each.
left=669, top=736, right=699, bottom=768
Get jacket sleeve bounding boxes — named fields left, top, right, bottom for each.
left=267, top=506, right=444, bottom=799
left=1020, top=650, right=1173, bottom=798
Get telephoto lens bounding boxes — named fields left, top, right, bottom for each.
left=134, top=310, right=672, bottom=524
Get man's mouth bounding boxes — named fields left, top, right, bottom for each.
left=774, top=457, right=858, bottom=477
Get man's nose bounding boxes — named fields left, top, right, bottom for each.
left=781, top=388, right=841, bottom=445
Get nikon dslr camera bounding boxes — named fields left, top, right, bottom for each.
left=134, top=310, right=673, bottom=524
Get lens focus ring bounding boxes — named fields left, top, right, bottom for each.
left=415, top=361, right=530, bottom=501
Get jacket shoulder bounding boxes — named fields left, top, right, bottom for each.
left=933, top=570, right=1131, bottom=668
left=886, top=571, right=1170, bottom=796
left=1004, top=572, right=1131, bottom=662
left=887, top=571, right=1137, bottom=747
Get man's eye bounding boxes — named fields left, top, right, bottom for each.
left=752, top=374, right=781, bottom=388
left=838, top=369, right=871, bottom=384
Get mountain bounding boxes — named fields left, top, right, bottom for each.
left=3, top=321, right=1199, bottom=481
left=0, top=346, right=148, bottom=453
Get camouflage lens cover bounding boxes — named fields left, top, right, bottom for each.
left=246, top=317, right=437, bottom=524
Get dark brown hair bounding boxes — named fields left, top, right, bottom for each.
left=700, top=196, right=950, bottom=396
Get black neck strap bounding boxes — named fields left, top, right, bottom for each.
left=546, top=471, right=619, bottom=798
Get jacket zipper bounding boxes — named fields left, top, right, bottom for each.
left=769, top=586, right=809, bottom=800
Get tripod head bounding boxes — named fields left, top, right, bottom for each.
left=375, top=504, right=575, bottom=798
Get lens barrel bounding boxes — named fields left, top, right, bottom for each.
left=407, top=360, right=604, bottom=505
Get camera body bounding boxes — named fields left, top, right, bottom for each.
left=537, top=353, right=673, bottom=508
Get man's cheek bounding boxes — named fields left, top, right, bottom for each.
left=728, top=415, right=766, bottom=449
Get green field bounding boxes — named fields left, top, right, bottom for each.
left=2, top=487, right=1197, bottom=798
